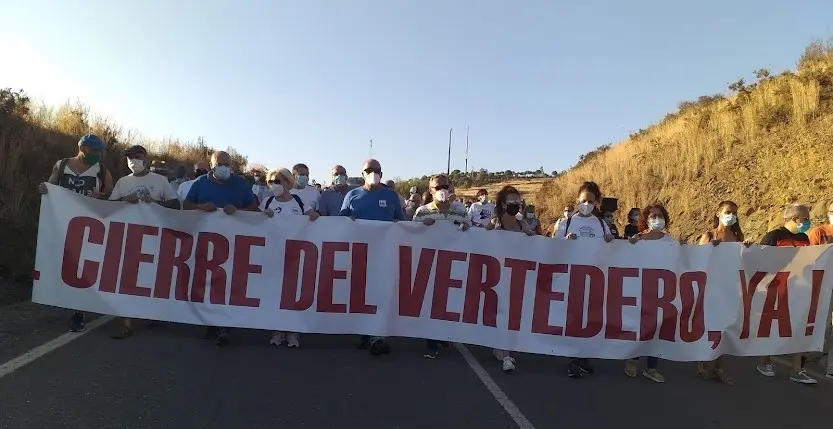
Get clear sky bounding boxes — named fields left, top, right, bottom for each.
left=1, top=1, right=831, bottom=184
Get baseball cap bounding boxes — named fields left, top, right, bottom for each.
left=78, top=134, right=105, bottom=151
left=124, top=145, right=148, bottom=156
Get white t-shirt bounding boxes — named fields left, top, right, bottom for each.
left=290, top=186, right=320, bottom=213
left=555, top=214, right=611, bottom=239
left=467, top=201, right=495, bottom=226
left=110, top=172, right=177, bottom=202
left=176, top=178, right=198, bottom=201
left=259, top=195, right=304, bottom=216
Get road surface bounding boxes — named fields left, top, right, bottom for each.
left=1, top=306, right=831, bottom=429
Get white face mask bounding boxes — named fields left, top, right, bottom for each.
left=333, top=175, right=348, bottom=186
left=578, top=202, right=594, bottom=216
left=479, top=195, right=487, bottom=203
left=270, top=184, right=284, bottom=197
left=720, top=213, right=737, bottom=227
left=526, top=213, right=534, bottom=219
left=829, top=214, right=833, bottom=225
left=214, top=166, right=232, bottom=181
left=515, top=212, right=523, bottom=220
left=434, top=189, right=451, bottom=203
left=563, top=211, right=570, bottom=218
left=648, top=218, right=666, bottom=231
left=365, top=172, right=382, bottom=185
left=127, top=159, right=145, bottom=173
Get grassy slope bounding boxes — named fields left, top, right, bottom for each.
left=518, top=43, right=833, bottom=241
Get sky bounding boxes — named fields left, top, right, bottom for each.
left=1, top=0, right=831, bottom=184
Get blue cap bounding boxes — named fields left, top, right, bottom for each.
left=78, top=134, right=105, bottom=151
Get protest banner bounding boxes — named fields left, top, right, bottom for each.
left=32, top=184, right=833, bottom=361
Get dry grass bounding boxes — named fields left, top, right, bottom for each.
left=455, top=178, right=550, bottom=202
left=530, top=41, right=833, bottom=242
left=0, top=96, right=247, bottom=295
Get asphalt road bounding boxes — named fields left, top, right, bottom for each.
left=1, top=312, right=832, bottom=429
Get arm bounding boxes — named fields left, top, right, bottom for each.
left=158, top=181, right=181, bottom=209
left=182, top=182, right=201, bottom=210
left=339, top=192, right=353, bottom=216
left=696, top=233, right=711, bottom=245
left=101, top=170, right=114, bottom=199
left=241, top=190, right=259, bottom=212
left=808, top=227, right=824, bottom=246
left=759, top=231, right=778, bottom=246
left=392, top=195, right=404, bottom=221
left=554, top=218, right=568, bottom=238
left=47, top=162, right=60, bottom=185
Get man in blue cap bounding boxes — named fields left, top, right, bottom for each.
left=38, top=134, right=114, bottom=332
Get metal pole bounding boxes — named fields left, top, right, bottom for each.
left=464, top=124, right=469, bottom=174
left=447, top=128, right=452, bottom=175
left=369, top=138, right=373, bottom=158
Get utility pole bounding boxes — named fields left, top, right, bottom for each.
left=446, top=128, right=452, bottom=175
left=464, top=124, right=469, bottom=174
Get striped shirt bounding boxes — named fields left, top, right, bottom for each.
left=412, top=201, right=470, bottom=224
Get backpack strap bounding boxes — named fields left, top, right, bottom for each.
left=264, top=196, right=275, bottom=210
left=291, top=194, right=305, bottom=213
left=563, top=216, right=572, bottom=236
left=56, top=158, right=69, bottom=183
left=597, top=216, right=607, bottom=234
left=96, top=162, right=106, bottom=186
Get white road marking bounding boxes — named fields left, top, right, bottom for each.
left=772, top=356, right=832, bottom=384
left=454, top=343, right=536, bottom=429
left=0, top=315, right=113, bottom=380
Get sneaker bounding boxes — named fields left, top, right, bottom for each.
left=369, top=338, right=391, bottom=355
left=502, top=356, right=516, bottom=372
left=357, top=335, right=371, bottom=350
left=567, top=359, right=583, bottom=378
left=826, top=371, right=833, bottom=380
left=202, top=326, right=219, bottom=339
left=756, top=363, right=776, bottom=377
left=624, top=359, right=638, bottom=378
left=269, top=332, right=287, bottom=346
left=577, top=358, right=594, bottom=375
left=69, top=312, right=86, bottom=332
left=789, top=370, right=818, bottom=385
left=643, top=368, right=666, bottom=383
left=424, top=347, right=440, bottom=359
left=287, top=333, right=300, bottom=348
left=216, top=329, right=230, bottom=347
left=110, top=325, right=134, bottom=340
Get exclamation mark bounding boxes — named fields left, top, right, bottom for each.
left=805, top=270, right=824, bottom=336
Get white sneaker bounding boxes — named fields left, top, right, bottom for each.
left=269, top=331, right=286, bottom=346
left=287, top=332, right=300, bottom=348
left=502, top=356, right=516, bottom=372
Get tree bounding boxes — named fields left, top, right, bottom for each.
left=0, top=88, right=31, bottom=118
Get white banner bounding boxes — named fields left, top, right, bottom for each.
left=33, top=185, right=833, bottom=361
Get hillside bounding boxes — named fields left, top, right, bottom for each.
left=0, top=91, right=248, bottom=303
left=529, top=39, right=833, bottom=241
left=455, top=178, right=549, bottom=202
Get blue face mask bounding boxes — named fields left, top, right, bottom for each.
left=296, top=175, right=309, bottom=187
left=796, top=220, right=811, bottom=234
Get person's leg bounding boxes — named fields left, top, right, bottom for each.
left=789, top=353, right=817, bottom=384
left=424, top=339, right=440, bottom=359
left=111, top=318, right=134, bottom=339
left=566, top=357, right=582, bottom=378
left=642, top=357, right=665, bottom=383
left=216, top=327, right=231, bottom=347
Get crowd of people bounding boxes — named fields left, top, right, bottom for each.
left=37, top=134, right=833, bottom=386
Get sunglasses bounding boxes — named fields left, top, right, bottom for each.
left=363, top=168, right=381, bottom=174
left=433, top=185, right=450, bottom=191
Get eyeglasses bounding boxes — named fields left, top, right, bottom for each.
left=433, top=185, right=450, bottom=191
left=363, top=168, right=381, bottom=174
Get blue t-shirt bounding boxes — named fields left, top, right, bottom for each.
left=319, top=188, right=349, bottom=216
left=340, top=186, right=404, bottom=221
left=185, top=174, right=255, bottom=208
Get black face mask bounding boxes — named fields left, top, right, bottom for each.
left=505, top=203, right=521, bottom=216
left=195, top=169, right=208, bottom=177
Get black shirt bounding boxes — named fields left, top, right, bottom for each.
left=624, top=224, right=639, bottom=239
left=759, top=227, right=809, bottom=248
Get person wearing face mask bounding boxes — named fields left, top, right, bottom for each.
left=260, top=168, right=319, bottom=348
left=412, top=174, right=470, bottom=359
left=385, top=179, right=409, bottom=214
left=38, top=133, right=114, bottom=333
left=485, top=185, right=535, bottom=372
left=404, top=188, right=423, bottom=221
left=176, top=161, right=210, bottom=202
left=183, top=150, right=258, bottom=346
left=108, top=145, right=180, bottom=340
left=319, top=165, right=351, bottom=216
left=623, top=207, right=640, bottom=239
left=552, top=204, right=574, bottom=235
left=695, top=200, right=748, bottom=386
left=340, top=159, right=404, bottom=355
left=807, top=201, right=833, bottom=380
left=755, top=203, right=817, bottom=384
left=250, top=173, right=270, bottom=205
left=625, top=204, right=676, bottom=383
left=524, top=204, right=541, bottom=235
left=467, top=189, right=495, bottom=227
left=289, top=163, right=320, bottom=214
left=555, top=181, right=613, bottom=378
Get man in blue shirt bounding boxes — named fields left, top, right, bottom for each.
left=319, top=164, right=350, bottom=216
left=184, top=150, right=257, bottom=346
left=340, top=159, right=403, bottom=355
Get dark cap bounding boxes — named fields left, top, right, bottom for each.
left=78, top=134, right=105, bottom=151
left=124, top=145, right=147, bottom=156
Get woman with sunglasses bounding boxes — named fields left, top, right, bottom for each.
left=485, top=185, right=535, bottom=372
